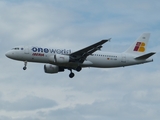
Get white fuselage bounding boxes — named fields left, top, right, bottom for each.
left=5, top=46, right=153, bottom=68
left=5, top=33, right=155, bottom=78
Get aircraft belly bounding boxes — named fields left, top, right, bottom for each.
left=81, top=61, right=93, bottom=67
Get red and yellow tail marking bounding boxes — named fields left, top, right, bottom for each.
left=134, top=42, right=145, bottom=52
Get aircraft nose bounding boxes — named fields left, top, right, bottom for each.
left=5, top=51, right=13, bottom=58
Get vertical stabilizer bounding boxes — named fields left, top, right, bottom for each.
left=124, top=33, right=150, bottom=55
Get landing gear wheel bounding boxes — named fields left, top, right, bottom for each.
left=23, top=61, right=27, bottom=70
left=76, top=66, right=82, bottom=72
left=23, top=67, right=27, bottom=70
left=69, top=73, right=75, bottom=78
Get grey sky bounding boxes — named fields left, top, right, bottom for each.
left=0, top=0, right=160, bottom=120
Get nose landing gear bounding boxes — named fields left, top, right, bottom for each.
left=23, top=61, right=27, bottom=70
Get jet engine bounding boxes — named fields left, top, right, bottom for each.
left=44, top=64, right=64, bottom=74
left=49, top=54, right=70, bottom=63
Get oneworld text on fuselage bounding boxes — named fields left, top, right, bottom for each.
left=32, top=47, right=71, bottom=54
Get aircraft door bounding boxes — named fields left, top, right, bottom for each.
left=121, top=54, right=126, bottom=63
left=24, top=47, right=29, bottom=54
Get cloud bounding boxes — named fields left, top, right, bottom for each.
left=38, top=98, right=160, bottom=120
left=0, top=95, right=57, bottom=111
left=0, top=0, right=76, bottom=49
left=0, top=116, right=40, bottom=120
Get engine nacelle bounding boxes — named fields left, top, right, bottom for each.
left=44, top=64, right=64, bottom=74
left=49, top=54, right=70, bottom=63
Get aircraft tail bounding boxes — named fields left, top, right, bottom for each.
left=124, top=33, right=150, bottom=56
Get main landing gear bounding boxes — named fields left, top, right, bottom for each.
left=69, top=66, right=82, bottom=78
left=23, top=61, right=27, bottom=70
left=76, top=66, right=82, bottom=72
left=69, top=72, right=75, bottom=78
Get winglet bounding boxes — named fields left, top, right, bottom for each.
left=102, top=38, right=111, bottom=42
left=101, top=38, right=111, bottom=43
left=135, top=52, right=156, bottom=60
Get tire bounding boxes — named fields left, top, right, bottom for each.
left=23, top=67, right=27, bottom=70
left=69, top=73, right=75, bottom=78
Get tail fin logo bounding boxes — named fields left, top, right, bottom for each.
left=134, top=42, right=145, bottom=52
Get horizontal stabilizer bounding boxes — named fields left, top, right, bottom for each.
left=135, top=52, right=156, bottom=60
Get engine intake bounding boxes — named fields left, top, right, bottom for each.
left=44, top=64, right=64, bottom=74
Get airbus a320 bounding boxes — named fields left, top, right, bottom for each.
left=6, top=33, right=155, bottom=78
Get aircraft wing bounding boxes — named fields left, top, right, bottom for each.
left=70, top=39, right=110, bottom=63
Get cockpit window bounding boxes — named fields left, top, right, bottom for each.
left=12, top=48, right=19, bottom=50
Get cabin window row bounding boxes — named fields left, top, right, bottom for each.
left=92, top=54, right=117, bottom=58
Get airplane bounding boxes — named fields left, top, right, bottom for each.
left=5, top=33, right=155, bottom=78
